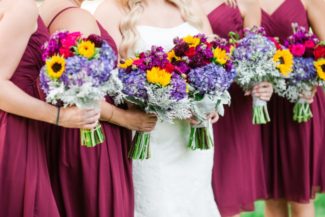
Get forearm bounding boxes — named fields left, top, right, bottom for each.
left=100, top=101, right=128, bottom=128
left=0, top=80, right=57, bottom=124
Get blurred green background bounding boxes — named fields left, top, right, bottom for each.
left=241, top=194, right=325, bottom=217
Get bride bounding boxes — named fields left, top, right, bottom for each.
left=95, top=0, right=221, bottom=216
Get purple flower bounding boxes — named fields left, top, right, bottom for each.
left=118, top=69, right=148, bottom=100
left=188, top=63, right=235, bottom=95
left=289, top=57, right=316, bottom=85
left=170, top=74, right=187, bottom=101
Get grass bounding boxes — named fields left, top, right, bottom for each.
left=241, top=194, right=325, bottom=217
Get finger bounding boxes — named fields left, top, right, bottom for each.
left=82, top=123, right=98, bottom=130
left=259, top=96, right=271, bottom=101
left=210, top=115, right=219, bottom=123
left=244, top=91, right=251, bottom=96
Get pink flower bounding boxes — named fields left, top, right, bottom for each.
left=61, top=32, right=81, bottom=49
left=133, top=59, right=144, bottom=66
left=289, top=44, right=305, bottom=57
left=304, top=40, right=315, bottom=49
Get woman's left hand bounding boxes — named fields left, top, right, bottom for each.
left=246, top=82, right=274, bottom=101
left=299, top=87, right=318, bottom=104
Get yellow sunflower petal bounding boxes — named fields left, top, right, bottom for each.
left=273, top=49, right=294, bottom=77
left=46, top=55, right=66, bottom=79
left=77, top=40, right=96, bottom=59
left=146, top=67, right=171, bottom=87
left=315, top=59, right=325, bottom=81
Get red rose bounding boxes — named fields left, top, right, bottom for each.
left=59, top=47, right=73, bottom=58
left=314, top=45, right=325, bottom=60
left=165, top=62, right=175, bottom=73
left=185, top=47, right=196, bottom=57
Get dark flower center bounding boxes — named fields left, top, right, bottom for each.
left=322, top=64, right=325, bottom=72
left=52, top=63, right=62, bottom=73
left=279, top=56, right=285, bottom=64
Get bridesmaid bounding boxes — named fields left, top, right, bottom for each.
left=260, top=0, right=325, bottom=216
left=0, top=0, right=100, bottom=217
left=39, top=0, right=157, bottom=217
left=199, top=0, right=272, bottom=216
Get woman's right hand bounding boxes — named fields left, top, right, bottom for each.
left=59, top=107, right=100, bottom=129
left=123, top=109, right=157, bottom=132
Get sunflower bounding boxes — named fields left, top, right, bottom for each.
left=183, top=35, right=200, bottom=47
left=213, top=48, right=229, bottom=65
left=167, top=50, right=180, bottom=62
left=46, top=55, right=66, bottom=79
left=146, top=67, right=172, bottom=87
left=314, top=58, right=325, bottom=81
left=119, top=58, right=134, bottom=69
left=77, top=40, right=96, bottom=59
left=273, top=49, right=294, bottom=77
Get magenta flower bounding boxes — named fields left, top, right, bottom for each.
left=289, top=44, right=305, bottom=57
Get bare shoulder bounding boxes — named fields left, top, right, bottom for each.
left=238, top=0, right=260, bottom=10
left=95, top=0, right=123, bottom=28
left=50, top=7, right=100, bottom=36
left=94, top=0, right=123, bottom=45
left=304, top=0, right=325, bottom=9
left=4, top=0, right=38, bottom=34
left=190, top=0, right=213, bottom=34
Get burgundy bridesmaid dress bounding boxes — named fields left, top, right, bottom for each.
left=208, top=4, right=267, bottom=216
left=261, top=0, right=325, bottom=202
left=0, top=17, right=60, bottom=217
left=45, top=8, right=134, bottom=217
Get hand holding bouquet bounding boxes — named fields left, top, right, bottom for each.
left=280, top=24, right=320, bottom=122
left=232, top=27, right=286, bottom=124
left=118, top=46, right=191, bottom=160
left=40, top=31, right=117, bottom=147
left=169, top=34, right=236, bottom=150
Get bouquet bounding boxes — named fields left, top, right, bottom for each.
left=40, top=31, right=117, bottom=147
left=118, top=46, right=191, bottom=160
left=279, top=24, right=320, bottom=122
left=169, top=34, right=235, bottom=150
left=314, top=42, right=325, bottom=87
left=232, top=27, right=286, bottom=124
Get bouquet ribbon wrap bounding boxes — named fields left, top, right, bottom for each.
left=188, top=95, right=216, bottom=150
left=252, top=96, right=270, bottom=124
left=80, top=101, right=105, bottom=147
left=293, top=97, right=313, bottom=123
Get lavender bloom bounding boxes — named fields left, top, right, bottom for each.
left=290, top=57, right=316, bottom=83
left=188, top=63, right=235, bottom=95
left=170, top=74, right=187, bottom=101
left=118, top=69, right=148, bottom=100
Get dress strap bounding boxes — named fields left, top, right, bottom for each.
left=48, top=7, right=78, bottom=29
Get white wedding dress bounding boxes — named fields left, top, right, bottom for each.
left=132, top=23, right=221, bottom=217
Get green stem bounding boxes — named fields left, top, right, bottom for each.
left=128, top=132, right=151, bottom=160
left=80, top=123, right=105, bottom=147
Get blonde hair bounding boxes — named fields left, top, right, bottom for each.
left=119, top=0, right=203, bottom=58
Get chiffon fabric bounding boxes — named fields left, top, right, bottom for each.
left=0, top=17, right=60, bottom=217
left=208, top=4, right=268, bottom=216
left=261, top=0, right=325, bottom=202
